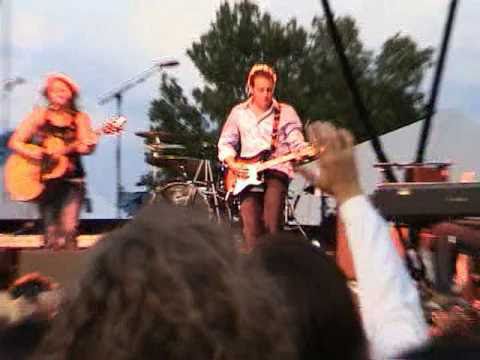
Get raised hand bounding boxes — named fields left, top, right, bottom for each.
left=298, top=121, right=362, bottom=205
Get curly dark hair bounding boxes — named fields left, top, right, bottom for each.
left=32, top=203, right=296, bottom=360
left=248, top=233, right=368, bottom=360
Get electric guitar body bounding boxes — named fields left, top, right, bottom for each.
left=224, top=145, right=316, bottom=196
left=223, top=151, right=269, bottom=196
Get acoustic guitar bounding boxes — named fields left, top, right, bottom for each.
left=4, top=116, right=126, bottom=201
left=224, top=145, right=317, bottom=196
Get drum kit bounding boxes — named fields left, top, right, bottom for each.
left=135, top=130, right=239, bottom=224
left=135, top=130, right=315, bottom=240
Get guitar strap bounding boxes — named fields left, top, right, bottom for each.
left=269, top=103, right=281, bottom=156
left=247, top=104, right=281, bottom=191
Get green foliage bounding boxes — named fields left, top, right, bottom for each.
left=148, top=0, right=434, bottom=156
left=148, top=73, right=217, bottom=160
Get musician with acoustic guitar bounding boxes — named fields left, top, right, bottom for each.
left=218, top=64, right=309, bottom=252
left=7, top=73, right=104, bottom=250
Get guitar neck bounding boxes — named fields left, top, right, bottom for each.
left=255, top=146, right=316, bottom=172
left=256, top=152, right=299, bottom=172
left=94, top=124, right=114, bottom=136
left=94, top=117, right=126, bottom=136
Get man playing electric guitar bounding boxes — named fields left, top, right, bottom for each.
left=218, top=64, right=308, bottom=252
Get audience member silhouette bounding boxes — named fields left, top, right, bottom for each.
left=32, top=203, right=295, bottom=360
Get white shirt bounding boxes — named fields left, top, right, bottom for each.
left=217, top=98, right=306, bottom=178
left=340, top=195, right=428, bottom=359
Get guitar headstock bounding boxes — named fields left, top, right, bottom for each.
left=102, top=116, right=126, bottom=135
left=300, top=144, right=319, bottom=158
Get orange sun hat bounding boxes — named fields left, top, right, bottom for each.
left=43, top=72, right=80, bottom=94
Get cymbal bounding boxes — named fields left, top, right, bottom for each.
left=145, top=154, right=201, bottom=178
left=134, top=130, right=175, bottom=142
left=146, top=144, right=185, bottom=151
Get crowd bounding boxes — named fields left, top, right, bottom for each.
left=0, top=122, right=479, bottom=359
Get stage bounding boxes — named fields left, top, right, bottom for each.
left=0, top=218, right=127, bottom=249
left=0, top=218, right=128, bottom=288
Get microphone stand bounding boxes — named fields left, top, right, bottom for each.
left=98, top=61, right=179, bottom=218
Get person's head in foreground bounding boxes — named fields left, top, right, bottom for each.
left=32, top=202, right=296, bottom=360
left=248, top=233, right=368, bottom=360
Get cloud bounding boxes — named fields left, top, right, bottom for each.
left=2, top=0, right=479, bottom=219
left=11, top=12, right=64, bottom=50
left=126, top=0, right=243, bottom=61
left=255, top=0, right=271, bottom=12
left=318, top=0, right=450, bottom=48
left=126, top=0, right=257, bottom=92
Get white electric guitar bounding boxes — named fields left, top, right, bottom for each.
left=224, top=145, right=317, bottom=196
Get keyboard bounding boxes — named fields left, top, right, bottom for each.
left=372, top=182, right=480, bottom=224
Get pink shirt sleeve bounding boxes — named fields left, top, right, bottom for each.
left=218, top=108, right=240, bottom=162
left=281, top=105, right=306, bottom=151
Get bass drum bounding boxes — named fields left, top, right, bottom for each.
left=151, top=181, right=211, bottom=213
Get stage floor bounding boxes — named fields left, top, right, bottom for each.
left=0, top=219, right=127, bottom=249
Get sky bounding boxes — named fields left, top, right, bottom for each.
left=1, top=0, right=479, bottom=217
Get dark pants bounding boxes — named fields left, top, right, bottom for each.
left=239, top=171, right=288, bottom=251
left=430, top=222, right=480, bottom=294
left=38, top=179, right=85, bottom=250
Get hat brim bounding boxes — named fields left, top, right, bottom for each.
left=44, top=72, right=80, bottom=94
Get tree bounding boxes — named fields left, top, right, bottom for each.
left=304, top=17, right=433, bottom=140
left=149, top=73, right=216, bottom=159
left=140, top=74, right=217, bottom=191
left=369, top=34, right=433, bottom=135
left=149, top=0, right=433, bottom=156
left=187, top=1, right=310, bottom=127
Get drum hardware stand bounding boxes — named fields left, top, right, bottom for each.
left=192, top=159, right=222, bottom=223
left=147, top=165, right=161, bottom=204
left=284, top=194, right=310, bottom=241
left=225, top=196, right=240, bottom=226
left=177, top=164, right=189, bottom=180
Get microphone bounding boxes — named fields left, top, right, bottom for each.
left=2, top=76, right=26, bottom=90
left=154, top=59, right=180, bottom=68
